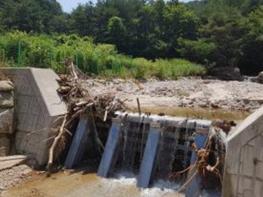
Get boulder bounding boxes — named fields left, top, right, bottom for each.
left=0, top=80, right=14, bottom=92
left=0, top=108, right=14, bottom=134
left=0, top=92, right=14, bottom=108
left=256, top=71, right=263, bottom=83
left=210, top=66, right=243, bottom=81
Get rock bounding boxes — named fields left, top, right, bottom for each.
left=210, top=66, right=243, bottom=81
left=0, top=136, right=10, bottom=156
left=245, top=76, right=257, bottom=82
left=0, top=92, right=14, bottom=108
left=256, top=71, right=263, bottom=84
left=116, top=86, right=123, bottom=91
left=0, top=81, right=14, bottom=92
left=211, top=102, right=219, bottom=109
left=0, top=109, right=14, bottom=134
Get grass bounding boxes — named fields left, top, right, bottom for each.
left=0, top=31, right=207, bottom=79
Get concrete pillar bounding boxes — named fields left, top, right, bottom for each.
left=97, top=118, right=122, bottom=177
left=64, top=115, right=90, bottom=169
left=137, top=122, right=161, bottom=188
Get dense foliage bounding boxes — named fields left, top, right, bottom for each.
left=0, top=0, right=262, bottom=75
left=0, top=32, right=205, bottom=79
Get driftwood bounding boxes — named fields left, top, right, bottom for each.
left=47, top=114, right=67, bottom=171
left=137, top=97, right=141, bottom=116
left=164, top=121, right=234, bottom=196
left=47, top=60, right=126, bottom=171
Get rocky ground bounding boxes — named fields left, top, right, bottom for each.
left=0, top=164, right=33, bottom=195
left=82, top=77, right=263, bottom=114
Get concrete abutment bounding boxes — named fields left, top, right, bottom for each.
left=0, top=68, right=67, bottom=166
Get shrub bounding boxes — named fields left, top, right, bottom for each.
left=0, top=31, right=206, bottom=79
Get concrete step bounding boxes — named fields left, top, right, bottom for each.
left=0, top=155, right=27, bottom=171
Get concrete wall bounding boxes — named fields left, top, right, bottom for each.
left=0, top=81, right=14, bottom=156
left=223, top=106, right=263, bottom=197
left=0, top=68, right=67, bottom=166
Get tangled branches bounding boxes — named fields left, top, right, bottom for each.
left=169, top=128, right=226, bottom=193
left=47, top=61, right=126, bottom=171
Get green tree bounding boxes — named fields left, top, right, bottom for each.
left=163, top=4, right=199, bottom=57
left=107, top=16, right=126, bottom=50
left=0, top=0, right=66, bottom=33
left=70, top=3, right=97, bottom=36
left=239, top=6, right=263, bottom=74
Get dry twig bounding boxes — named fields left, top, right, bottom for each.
left=47, top=60, right=126, bottom=170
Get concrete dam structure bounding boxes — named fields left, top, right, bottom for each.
left=97, top=113, right=211, bottom=190
left=1, top=67, right=263, bottom=197
left=63, top=110, right=212, bottom=194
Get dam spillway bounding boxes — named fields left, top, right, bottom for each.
left=97, top=112, right=211, bottom=190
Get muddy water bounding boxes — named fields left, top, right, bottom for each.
left=2, top=172, right=184, bottom=197
left=129, top=106, right=249, bottom=121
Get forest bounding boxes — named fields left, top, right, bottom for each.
left=0, top=0, right=262, bottom=77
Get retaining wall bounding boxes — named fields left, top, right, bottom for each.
left=223, top=106, right=263, bottom=197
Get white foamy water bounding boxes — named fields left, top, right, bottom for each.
left=100, top=171, right=184, bottom=197
left=140, top=179, right=183, bottom=197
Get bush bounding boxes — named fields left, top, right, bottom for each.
left=0, top=31, right=206, bottom=79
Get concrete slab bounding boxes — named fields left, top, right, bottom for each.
left=0, top=155, right=27, bottom=171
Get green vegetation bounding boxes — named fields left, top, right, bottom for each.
left=0, top=0, right=262, bottom=76
left=0, top=32, right=205, bottom=79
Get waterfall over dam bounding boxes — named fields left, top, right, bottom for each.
left=97, top=112, right=211, bottom=191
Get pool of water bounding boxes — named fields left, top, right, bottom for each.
left=130, top=106, right=249, bottom=121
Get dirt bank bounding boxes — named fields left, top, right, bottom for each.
left=82, top=78, right=263, bottom=119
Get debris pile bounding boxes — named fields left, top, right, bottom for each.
left=169, top=120, right=235, bottom=194
left=47, top=62, right=126, bottom=170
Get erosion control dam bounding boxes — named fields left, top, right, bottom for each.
left=63, top=111, right=213, bottom=195
left=0, top=68, right=263, bottom=197
left=97, top=113, right=211, bottom=189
